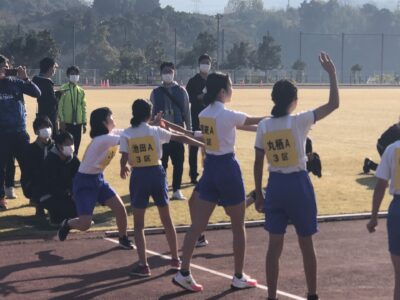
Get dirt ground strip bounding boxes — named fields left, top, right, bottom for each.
left=0, top=219, right=393, bottom=299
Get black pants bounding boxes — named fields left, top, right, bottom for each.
left=0, top=131, right=30, bottom=198
left=162, top=141, right=184, bottom=192
left=42, top=194, right=77, bottom=224
left=5, top=156, right=16, bottom=188
left=65, top=124, right=82, bottom=156
left=369, top=143, right=385, bottom=171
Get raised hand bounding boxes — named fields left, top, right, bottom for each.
left=17, top=66, right=28, bottom=80
left=319, top=52, right=336, bottom=76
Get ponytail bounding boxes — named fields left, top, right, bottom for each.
left=204, top=72, right=230, bottom=106
left=131, top=99, right=152, bottom=128
left=271, top=79, right=298, bottom=118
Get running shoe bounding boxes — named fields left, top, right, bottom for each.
left=0, top=198, right=7, bottom=211
left=119, top=235, right=134, bottom=249
left=129, top=264, right=151, bottom=277
left=170, top=258, right=182, bottom=270
left=171, top=190, right=187, bottom=200
left=231, top=273, right=257, bottom=289
left=363, top=158, right=371, bottom=174
left=173, top=272, right=203, bottom=292
left=307, top=294, right=319, bottom=300
left=58, top=219, right=70, bottom=241
left=195, top=235, right=209, bottom=248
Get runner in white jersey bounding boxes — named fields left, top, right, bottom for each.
left=367, top=140, right=400, bottom=300
left=172, top=72, right=265, bottom=292
left=57, top=107, right=133, bottom=250
left=254, top=53, right=339, bottom=300
left=119, top=99, right=204, bottom=277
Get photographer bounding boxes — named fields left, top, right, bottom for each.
left=0, top=54, right=41, bottom=210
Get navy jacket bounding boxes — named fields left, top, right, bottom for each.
left=0, top=77, right=41, bottom=134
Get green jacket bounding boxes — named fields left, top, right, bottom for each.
left=58, top=83, right=87, bottom=125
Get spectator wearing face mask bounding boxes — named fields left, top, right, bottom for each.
left=39, top=131, right=79, bottom=225
left=32, top=57, right=59, bottom=138
left=58, top=66, right=87, bottom=155
left=186, top=54, right=211, bottom=184
left=150, top=62, right=191, bottom=200
left=0, top=54, right=41, bottom=211
left=21, top=116, right=54, bottom=217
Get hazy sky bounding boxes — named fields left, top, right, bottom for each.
left=159, top=0, right=398, bottom=15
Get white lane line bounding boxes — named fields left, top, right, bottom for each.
left=103, top=238, right=305, bottom=300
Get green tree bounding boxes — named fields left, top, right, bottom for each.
left=226, top=42, right=252, bottom=69
left=179, top=31, right=216, bottom=67
left=1, top=30, right=59, bottom=68
left=253, top=33, right=281, bottom=72
left=77, top=24, right=119, bottom=76
left=144, top=40, right=165, bottom=70
left=292, top=59, right=306, bottom=83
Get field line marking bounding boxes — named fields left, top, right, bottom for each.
left=103, top=237, right=306, bottom=300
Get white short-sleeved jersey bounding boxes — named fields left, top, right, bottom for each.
left=120, top=123, right=171, bottom=167
left=255, top=111, right=315, bottom=173
left=198, top=101, right=247, bottom=155
left=79, top=129, right=124, bottom=174
left=376, top=140, right=400, bottom=195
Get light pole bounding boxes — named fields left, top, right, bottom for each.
left=216, top=14, right=223, bottom=70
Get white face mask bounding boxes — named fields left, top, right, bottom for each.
left=199, top=64, right=211, bottom=73
left=162, top=73, right=174, bottom=84
left=62, top=145, right=75, bottom=157
left=69, top=75, right=80, bottom=83
left=38, top=128, right=52, bottom=139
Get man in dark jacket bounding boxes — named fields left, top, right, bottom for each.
left=32, top=57, right=58, bottom=137
left=150, top=62, right=191, bottom=200
left=0, top=54, right=41, bottom=210
left=186, top=54, right=211, bottom=183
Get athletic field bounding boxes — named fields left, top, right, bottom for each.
left=1, top=86, right=398, bottom=236
left=1, top=86, right=398, bottom=299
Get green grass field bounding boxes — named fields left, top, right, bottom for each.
left=1, top=86, right=399, bottom=237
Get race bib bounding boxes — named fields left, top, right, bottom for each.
left=99, top=145, right=118, bottom=170
left=128, top=136, right=159, bottom=167
left=199, top=117, right=219, bottom=151
left=263, top=129, right=299, bottom=168
left=394, top=149, right=400, bottom=190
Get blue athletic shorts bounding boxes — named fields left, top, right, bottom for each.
left=130, top=165, right=169, bottom=209
left=197, top=153, right=245, bottom=207
left=387, top=196, right=400, bottom=256
left=73, top=172, right=117, bottom=216
left=264, top=171, right=318, bottom=237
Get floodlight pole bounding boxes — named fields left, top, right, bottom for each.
left=299, top=31, right=303, bottom=61
left=216, top=14, right=223, bottom=70
left=380, top=33, right=384, bottom=84
left=341, top=32, right=345, bottom=83
left=73, top=23, right=76, bottom=66
left=174, top=28, right=177, bottom=66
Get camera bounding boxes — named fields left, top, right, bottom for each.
left=5, top=69, right=18, bottom=77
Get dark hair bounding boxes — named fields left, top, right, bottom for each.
left=54, top=131, right=74, bottom=146
left=66, top=65, right=80, bottom=75
left=203, top=72, right=230, bottom=106
left=39, top=57, right=56, bottom=74
left=160, top=61, right=175, bottom=73
left=198, top=53, right=211, bottom=64
left=131, top=99, right=152, bottom=128
left=90, top=107, right=112, bottom=138
left=33, top=115, right=53, bottom=132
left=0, top=54, right=8, bottom=65
left=271, top=79, right=298, bottom=118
